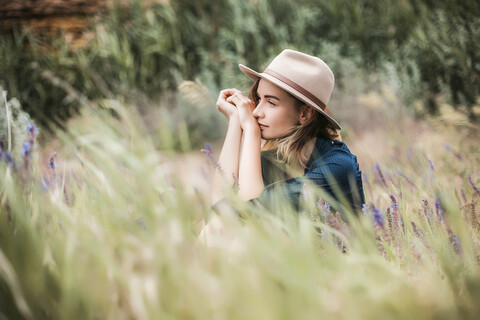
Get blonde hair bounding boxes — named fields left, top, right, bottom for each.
left=249, top=79, right=339, bottom=168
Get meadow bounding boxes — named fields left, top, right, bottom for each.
left=1, top=0, right=480, bottom=319
left=1, top=78, right=479, bottom=319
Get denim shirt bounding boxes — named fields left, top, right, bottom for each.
left=253, top=137, right=365, bottom=213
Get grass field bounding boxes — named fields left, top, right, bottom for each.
left=1, top=1, right=479, bottom=318
left=0, top=84, right=479, bottom=319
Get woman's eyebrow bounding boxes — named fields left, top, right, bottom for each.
left=264, top=95, right=280, bottom=100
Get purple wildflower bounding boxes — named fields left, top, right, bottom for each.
left=20, top=142, right=32, bottom=159
left=0, top=141, right=7, bottom=163
left=428, top=159, right=435, bottom=172
left=201, top=143, right=221, bottom=169
left=203, top=143, right=213, bottom=153
left=324, top=201, right=331, bottom=213
left=26, top=122, right=39, bottom=136
left=449, top=234, right=462, bottom=253
left=389, top=194, right=400, bottom=232
left=435, top=197, right=445, bottom=220
left=372, top=204, right=385, bottom=228
left=444, top=144, right=463, bottom=160
left=374, top=162, right=387, bottom=187
left=422, top=199, right=433, bottom=225
left=410, top=221, right=424, bottom=240
left=410, top=221, right=433, bottom=253
left=49, top=152, right=57, bottom=169
left=468, top=177, right=480, bottom=197
left=1, top=150, right=18, bottom=169
left=49, top=152, right=57, bottom=184
left=390, top=194, right=399, bottom=213
left=317, top=200, right=331, bottom=220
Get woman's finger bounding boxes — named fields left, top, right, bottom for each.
left=226, top=92, right=248, bottom=105
left=219, top=88, right=241, bottom=100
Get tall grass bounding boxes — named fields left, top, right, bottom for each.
left=0, top=95, right=479, bottom=319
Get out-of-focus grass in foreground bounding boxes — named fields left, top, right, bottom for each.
left=0, top=99, right=479, bottom=319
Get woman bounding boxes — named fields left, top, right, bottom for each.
left=211, top=49, right=364, bottom=214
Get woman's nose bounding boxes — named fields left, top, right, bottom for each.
left=252, top=104, right=264, bottom=118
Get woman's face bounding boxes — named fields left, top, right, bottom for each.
left=252, top=79, right=301, bottom=140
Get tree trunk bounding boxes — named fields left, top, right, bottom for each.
left=0, top=0, right=107, bottom=19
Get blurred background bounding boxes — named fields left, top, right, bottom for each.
left=1, top=2, right=480, bottom=319
left=1, top=0, right=479, bottom=151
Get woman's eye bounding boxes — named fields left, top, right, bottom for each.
left=267, top=100, right=277, bottom=106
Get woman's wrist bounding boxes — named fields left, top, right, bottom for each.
left=243, top=124, right=261, bottom=137
left=228, top=114, right=241, bottom=128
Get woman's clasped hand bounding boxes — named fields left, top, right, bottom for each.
left=217, top=89, right=260, bottom=133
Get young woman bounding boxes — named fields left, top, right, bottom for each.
left=211, top=49, right=364, bottom=214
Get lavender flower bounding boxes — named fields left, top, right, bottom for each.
left=1, top=150, right=18, bottom=169
left=428, top=159, right=435, bottom=172
left=389, top=194, right=400, bottom=232
left=26, top=122, right=39, bottom=136
left=461, top=188, right=467, bottom=202
left=317, top=200, right=331, bottom=220
left=444, top=144, right=463, bottom=160
left=410, top=221, right=425, bottom=241
left=422, top=199, right=433, bottom=225
left=468, top=177, right=480, bottom=197
left=435, top=197, right=445, bottom=220
left=20, top=142, right=32, bottom=159
left=374, top=162, right=387, bottom=187
left=372, top=204, right=385, bottom=228
left=390, top=194, right=399, bottom=213
left=201, top=143, right=221, bottom=169
left=49, top=152, right=57, bottom=170
left=449, top=234, right=462, bottom=253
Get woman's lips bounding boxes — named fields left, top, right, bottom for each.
left=258, top=123, right=268, bottom=130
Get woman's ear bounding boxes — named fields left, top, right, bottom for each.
left=299, top=105, right=315, bottom=125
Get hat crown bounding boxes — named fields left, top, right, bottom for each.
left=265, top=49, right=335, bottom=106
left=238, top=49, right=340, bottom=129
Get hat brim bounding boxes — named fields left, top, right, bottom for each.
left=239, top=64, right=341, bottom=130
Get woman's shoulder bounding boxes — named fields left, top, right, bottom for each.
left=306, top=138, right=360, bottom=173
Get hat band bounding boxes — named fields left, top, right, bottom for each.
left=264, top=68, right=327, bottom=111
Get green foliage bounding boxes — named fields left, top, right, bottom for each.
left=0, top=86, right=35, bottom=157
left=0, top=0, right=479, bottom=143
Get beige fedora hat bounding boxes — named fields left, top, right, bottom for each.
left=239, top=49, right=340, bottom=130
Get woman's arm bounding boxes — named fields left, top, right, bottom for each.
left=227, top=92, right=264, bottom=200
left=211, top=89, right=243, bottom=205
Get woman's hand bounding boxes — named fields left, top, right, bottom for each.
left=226, top=92, right=260, bottom=134
left=216, top=89, right=241, bottom=120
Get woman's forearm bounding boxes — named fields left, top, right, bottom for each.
left=211, top=116, right=242, bottom=205
left=238, top=128, right=264, bottom=200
